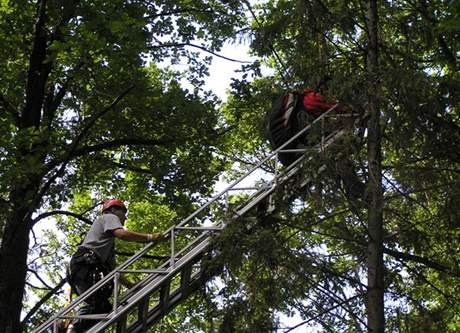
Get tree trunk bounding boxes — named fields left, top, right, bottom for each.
left=366, top=0, right=385, bottom=332
left=0, top=189, right=36, bottom=332
left=0, top=2, right=51, bottom=330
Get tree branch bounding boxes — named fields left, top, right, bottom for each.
left=410, top=0, right=457, bottom=68
left=71, top=137, right=170, bottom=158
left=383, top=247, right=460, bottom=277
left=90, top=156, right=156, bottom=175
left=27, top=269, right=54, bottom=290
left=42, top=0, right=82, bottom=126
left=0, top=94, right=20, bottom=125
left=48, top=0, right=79, bottom=43
left=21, top=277, right=66, bottom=325
left=284, top=294, right=362, bottom=333
left=26, top=282, right=50, bottom=290
left=22, top=0, right=52, bottom=129
left=382, top=173, right=430, bottom=213
left=141, top=1, right=234, bottom=19
left=43, top=61, right=85, bottom=128
left=385, top=164, right=460, bottom=174
left=32, top=210, right=93, bottom=226
left=145, top=8, right=215, bottom=19
left=150, top=41, right=252, bottom=63
left=29, top=85, right=135, bottom=222
left=404, top=264, right=458, bottom=303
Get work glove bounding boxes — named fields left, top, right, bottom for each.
left=147, top=232, right=168, bottom=242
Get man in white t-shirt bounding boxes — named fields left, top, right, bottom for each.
left=67, top=199, right=167, bottom=332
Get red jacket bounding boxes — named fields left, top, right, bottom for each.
left=302, top=89, right=344, bottom=116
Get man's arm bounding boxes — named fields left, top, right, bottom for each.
left=112, top=228, right=167, bottom=243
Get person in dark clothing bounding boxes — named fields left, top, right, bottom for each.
left=267, top=88, right=366, bottom=201
left=267, top=88, right=349, bottom=166
left=67, top=199, right=168, bottom=332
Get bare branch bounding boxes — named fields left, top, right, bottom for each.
left=27, top=269, right=54, bottom=290
left=116, top=251, right=169, bottom=260
left=150, top=41, right=252, bottom=63
left=32, top=210, right=93, bottom=226
left=383, top=173, right=430, bottom=213
left=284, top=294, right=362, bottom=333
left=21, top=278, right=66, bottom=325
left=71, top=137, right=170, bottom=158
left=28, top=85, right=135, bottom=222
left=383, top=247, right=460, bottom=277
left=26, top=282, right=50, bottom=290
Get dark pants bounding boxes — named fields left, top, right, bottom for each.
left=268, top=109, right=365, bottom=200
left=68, top=248, right=113, bottom=332
left=268, top=109, right=332, bottom=167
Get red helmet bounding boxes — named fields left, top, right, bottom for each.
left=102, top=199, right=127, bottom=213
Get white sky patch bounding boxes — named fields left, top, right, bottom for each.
left=203, top=42, right=255, bottom=101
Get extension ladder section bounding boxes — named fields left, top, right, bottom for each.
left=32, top=105, right=354, bottom=333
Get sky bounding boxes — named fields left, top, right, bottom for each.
left=203, top=41, right=256, bottom=101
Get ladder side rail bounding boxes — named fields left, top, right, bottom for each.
left=234, top=129, right=348, bottom=218
left=114, top=117, right=351, bottom=332
left=172, top=104, right=339, bottom=230
left=32, top=105, right=342, bottom=333
left=115, top=126, right=346, bottom=321
left=113, top=229, right=214, bottom=311
left=127, top=264, right=209, bottom=333
left=231, top=156, right=307, bottom=218
left=89, top=236, right=214, bottom=332
left=282, top=128, right=346, bottom=175
left=84, top=126, right=347, bottom=332
left=108, top=146, right=318, bottom=322
left=31, top=241, right=159, bottom=332
left=111, top=224, right=224, bottom=315
left=274, top=104, right=339, bottom=155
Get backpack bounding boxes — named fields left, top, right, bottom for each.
left=266, top=90, right=316, bottom=166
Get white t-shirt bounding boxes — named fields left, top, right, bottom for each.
left=79, top=213, right=123, bottom=268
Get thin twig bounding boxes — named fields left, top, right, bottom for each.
left=22, top=277, right=66, bottom=325
left=28, top=85, right=135, bottom=223
left=32, top=210, right=93, bottom=226
left=151, top=41, right=252, bottom=63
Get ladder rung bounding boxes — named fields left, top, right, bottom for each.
left=57, top=314, right=110, bottom=320
left=33, top=122, right=352, bottom=333
left=174, top=226, right=223, bottom=231
left=228, top=186, right=269, bottom=191
left=160, top=282, right=171, bottom=311
left=278, top=148, right=309, bottom=153
left=119, top=269, right=169, bottom=274
left=138, top=296, right=150, bottom=330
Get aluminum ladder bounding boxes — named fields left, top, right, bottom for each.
left=32, top=105, right=354, bottom=333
